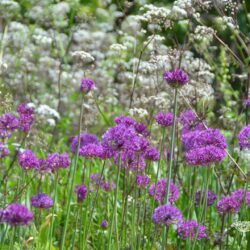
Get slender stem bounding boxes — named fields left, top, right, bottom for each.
left=162, top=88, right=178, bottom=250
left=60, top=96, right=85, bottom=249
left=108, top=159, right=121, bottom=250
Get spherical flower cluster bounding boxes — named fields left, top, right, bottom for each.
left=136, top=175, right=151, bottom=188
left=238, top=125, right=250, bottom=150
left=2, top=203, right=33, bottom=226
left=182, top=128, right=227, bottom=166
left=0, top=113, right=19, bottom=138
left=75, top=184, right=88, bottom=202
left=71, top=132, right=99, bottom=154
left=17, top=103, right=35, bottom=132
left=102, top=116, right=159, bottom=171
left=81, top=78, right=95, bottom=93
left=178, top=220, right=207, bottom=240
left=79, top=143, right=105, bottom=159
left=101, top=219, right=109, bottom=229
left=154, top=112, right=174, bottom=127
left=0, top=142, right=9, bottom=159
left=195, top=190, right=217, bottom=207
left=18, top=150, right=40, bottom=170
left=164, top=69, right=189, bottom=88
left=231, top=189, right=250, bottom=205
left=217, top=196, right=241, bottom=214
left=153, top=204, right=183, bottom=226
left=149, top=179, right=180, bottom=204
left=31, top=193, right=53, bottom=209
left=46, top=153, right=70, bottom=171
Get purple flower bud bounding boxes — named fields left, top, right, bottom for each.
left=154, top=112, right=174, bottom=127
left=31, top=193, right=53, bottom=209
left=75, top=184, right=88, bottom=202
left=18, top=150, right=40, bottom=170
left=81, top=78, right=95, bottom=93
left=164, top=69, right=189, bottom=88
left=101, top=219, right=109, bottom=229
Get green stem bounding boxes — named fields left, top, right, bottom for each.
left=60, top=96, right=85, bottom=249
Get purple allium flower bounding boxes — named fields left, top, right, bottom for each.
left=0, top=113, right=19, bottom=138
left=81, top=78, right=95, bottom=93
left=238, top=125, right=250, bottom=150
left=244, top=99, right=250, bottom=107
left=195, top=190, right=217, bottom=207
left=186, top=146, right=227, bottom=166
left=217, top=196, right=241, bottom=214
left=164, top=69, right=189, bottom=88
left=17, top=103, right=35, bottom=132
left=144, top=146, right=160, bottom=161
left=101, top=219, right=109, bottom=229
left=178, top=220, right=207, bottom=240
left=18, top=150, right=40, bottom=170
left=75, top=184, right=88, bottom=202
left=0, top=142, right=9, bottom=159
left=153, top=204, right=183, bottom=226
left=91, top=173, right=115, bottom=192
left=231, top=189, right=250, bottom=205
left=154, top=112, right=174, bottom=127
left=101, top=181, right=116, bottom=192
left=182, top=129, right=227, bottom=152
left=3, top=203, right=33, bottom=226
left=71, top=132, right=99, bottom=154
left=119, top=150, right=146, bottom=171
left=31, top=193, right=53, bottom=209
left=79, top=143, right=105, bottom=158
left=137, top=175, right=151, bottom=188
left=149, top=179, right=180, bottom=204
left=46, top=153, right=70, bottom=171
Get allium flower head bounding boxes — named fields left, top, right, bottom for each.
left=3, top=203, right=33, bottom=226
left=79, top=143, right=105, bottom=159
left=101, top=219, right=109, bottom=229
left=164, top=69, right=189, bottom=88
left=81, top=78, right=95, bottom=93
left=114, top=115, right=136, bottom=127
left=31, top=193, right=53, bottom=209
left=231, top=189, right=250, bottom=205
left=217, top=196, right=241, bottom=214
left=149, top=179, right=180, bottom=204
left=153, top=204, right=183, bottom=226
left=75, top=184, right=88, bottom=202
left=0, top=142, right=9, bottom=159
left=18, top=150, right=40, bottom=170
left=137, top=175, right=151, bottom=188
left=178, top=220, right=207, bottom=240
left=154, top=112, right=174, bottom=127
left=0, top=113, right=19, bottom=138
left=195, top=190, right=217, bottom=207
left=238, top=125, right=250, bottom=150
left=17, top=103, right=35, bottom=132
left=71, top=132, right=99, bottom=154
left=144, top=146, right=160, bottom=161
left=46, top=153, right=70, bottom=171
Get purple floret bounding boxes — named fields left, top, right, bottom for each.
left=149, top=179, right=180, bottom=204
left=0, top=113, right=19, bottom=138
left=238, top=125, right=250, bottom=150
left=0, top=142, right=9, bottom=159
left=195, top=190, right=217, bottom=207
left=3, top=203, right=33, bottom=226
left=81, top=78, right=95, bottom=93
left=136, top=175, right=151, bottom=188
left=75, top=184, right=88, bottom=202
left=154, top=112, right=174, bottom=127
left=153, top=204, right=183, bottom=226
left=31, top=193, right=53, bottom=209
left=164, top=69, right=189, bottom=87
left=178, top=220, right=207, bottom=240
left=217, top=196, right=241, bottom=214
left=46, top=153, right=70, bottom=171
left=186, top=145, right=227, bottom=166
left=18, top=150, right=40, bottom=170
left=71, top=132, right=99, bottom=154
left=17, top=103, right=35, bottom=132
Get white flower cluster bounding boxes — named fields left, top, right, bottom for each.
left=71, top=51, right=95, bottom=64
